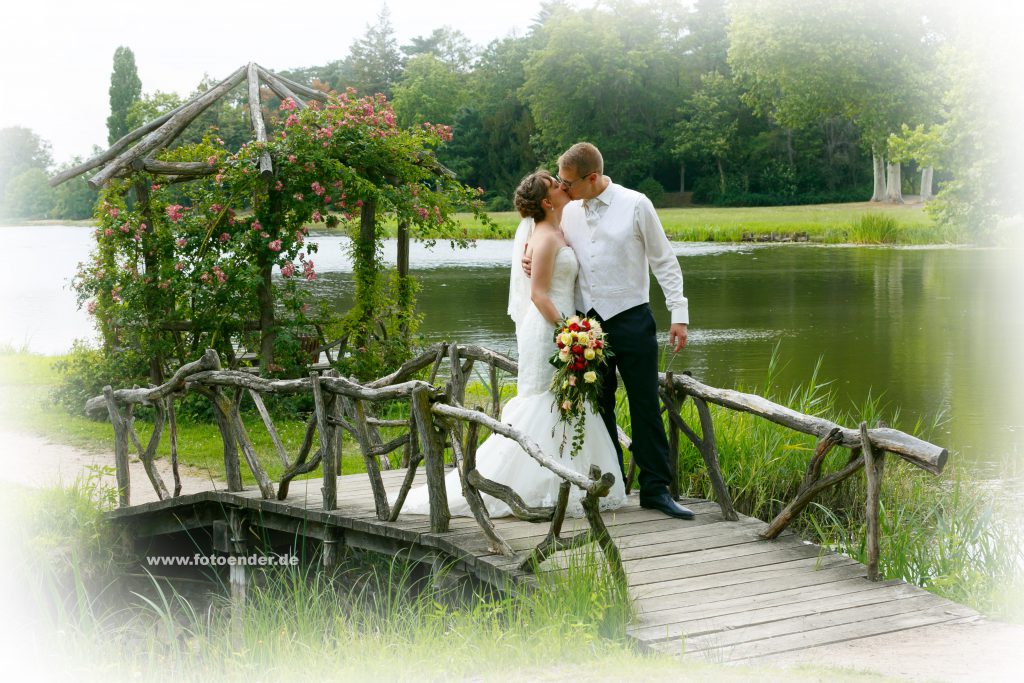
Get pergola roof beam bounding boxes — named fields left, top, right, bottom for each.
left=88, top=66, right=247, bottom=189
left=246, top=63, right=274, bottom=179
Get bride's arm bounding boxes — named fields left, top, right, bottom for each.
left=529, top=234, right=562, bottom=325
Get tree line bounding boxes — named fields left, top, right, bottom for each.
left=0, top=0, right=999, bottom=233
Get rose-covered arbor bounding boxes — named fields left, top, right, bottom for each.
left=53, top=63, right=488, bottom=384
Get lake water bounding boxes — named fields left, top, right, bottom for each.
left=3, top=225, right=1022, bottom=480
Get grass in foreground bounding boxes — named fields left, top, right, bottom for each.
left=0, top=479, right=899, bottom=682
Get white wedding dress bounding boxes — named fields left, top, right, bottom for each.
left=401, top=245, right=627, bottom=518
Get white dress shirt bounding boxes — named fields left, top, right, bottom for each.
left=563, top=178, right=689, bottom=325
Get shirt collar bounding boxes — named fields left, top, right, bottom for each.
left=585, top=177, right=614, bottom=212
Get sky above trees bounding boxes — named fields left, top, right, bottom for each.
left=4, top=0, right=1019, bottom=167
left=0, top=0, right=552, bottom=164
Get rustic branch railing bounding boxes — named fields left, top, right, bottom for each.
left=87, top=343, right=628, bottom=580
left=88, top=343, right=948, bottom=583
left=657, top=371, right=948, bottom=579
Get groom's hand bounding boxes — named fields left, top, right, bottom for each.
left=522, top=254, right=532, bottom=278
left=669, top=323, right=688, bottom=352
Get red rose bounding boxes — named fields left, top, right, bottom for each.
left=572, top=344, right=584, bottom=355
left=581, top=320, right=591, bottom=330
left=569, top=323, right=580, bottom=332
left=556, top=339, right=565, bottom=348
left=595, top=340, right=603, bottom=349
left=574, top=360, right=586, bottom=370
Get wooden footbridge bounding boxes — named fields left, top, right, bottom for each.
left=92, top=344, right=976, bottom=663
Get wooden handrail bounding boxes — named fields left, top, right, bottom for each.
left=87, top=343, right=948, bottom=584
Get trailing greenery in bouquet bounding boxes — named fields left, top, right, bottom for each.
left=548, top=315, right=613, bottom=457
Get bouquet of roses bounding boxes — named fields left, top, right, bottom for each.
left=548, top=315, right=612, bottom=457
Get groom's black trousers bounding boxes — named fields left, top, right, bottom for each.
left=587, top=303, right=673, bottom=499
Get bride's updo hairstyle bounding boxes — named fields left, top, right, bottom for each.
left=514, top=170, right=554, bottom=222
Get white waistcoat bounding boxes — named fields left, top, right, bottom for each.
left=562, top=181, right=688, bottom=325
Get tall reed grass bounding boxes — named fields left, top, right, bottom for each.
left=670, top=352, right=1023, bottom=620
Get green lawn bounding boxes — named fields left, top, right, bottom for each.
left=382, top=200, right=945, bottom=243
left=10, top=201, right=947, bottom=244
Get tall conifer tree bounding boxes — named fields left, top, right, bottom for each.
left=107, top=46, right=142, bottom=145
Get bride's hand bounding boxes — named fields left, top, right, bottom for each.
left=522, top=253, right=532, bottom=278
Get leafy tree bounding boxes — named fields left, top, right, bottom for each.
left=2, top=168, right=55, bottom=219
left=674, top=71, right=740, bottom=195
left=107, top=46, right=142, bottom=145
left=680, top=0, right=730, bottom=84
left=521, top=0, right=689, bottom=186
left=727, top=0, right=938, bottom=201
left=51, top=157, right=100, bottom=219
left=126, top=91, right=183, bottom=131
left=392, top=54, right=469, bottom=128
left=402, top=27, right=478, bottom=73
left=0, top=126, right=52, bottom=198
left=445, top=36, right=539, bottom=207
left=345, top=6, right=404, bottom=98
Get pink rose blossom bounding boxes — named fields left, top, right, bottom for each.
left=166, top=204, right=184, bottom=222
left=175, top=238, right=186, bottom=247
left=268, top=239, right=283, bottom=252
left=219, top=232, right=231, bottom=243
left=281, top=262, right=295, bottom=278
left=207, top=155, right=217, bottom=166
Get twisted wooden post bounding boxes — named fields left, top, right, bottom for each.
left=411, top=385, right=449, bottom=533
left=311, top=372, right=337, bottom=511
left=862, top=421, right=885, bottom=581
left=103, top=386, right=130, bottom=507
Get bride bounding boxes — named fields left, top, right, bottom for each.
left=402, top=170, right=627, bottom=517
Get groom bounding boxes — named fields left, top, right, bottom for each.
left=529, top=142, right=694, bottom=520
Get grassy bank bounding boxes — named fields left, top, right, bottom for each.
left=10, top=201, right=949, bottom=244
left=382, top=201, right=946, bottom=244
left=3, top=347, right=1021, bottom=621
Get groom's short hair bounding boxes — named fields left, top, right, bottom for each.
left=559, top=142, right=603, bottom=177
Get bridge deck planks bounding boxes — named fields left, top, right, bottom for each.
left=110, top=466, right=978, bottom=663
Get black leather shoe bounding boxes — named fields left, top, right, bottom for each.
left=640, top=492, right=695, bottom=520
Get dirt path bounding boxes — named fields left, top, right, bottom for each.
left=0, top=428, right=219, bottom=503
left=753, top=619, right=1023, bottom=681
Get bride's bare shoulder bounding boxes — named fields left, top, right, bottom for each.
left=530, top=223, right=567, bottom=249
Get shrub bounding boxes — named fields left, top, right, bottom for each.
left=636, top=177, right=665, bottom=206
left=52, top=340, right=150, bottom=414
